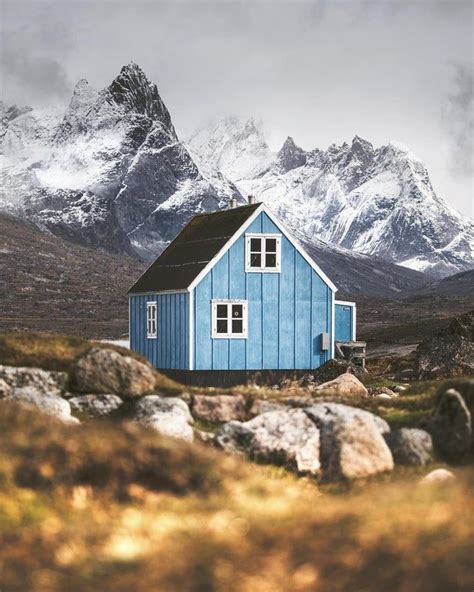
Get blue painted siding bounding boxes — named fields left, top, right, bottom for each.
left=193, top=211, right=333, bottom=370
left=129, top=292, right=189, bottom=369
left=335, top=303, right=354, bottom=342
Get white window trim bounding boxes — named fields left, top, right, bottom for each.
left=245, top=233, right=282, bottom=273
left=211, top=299, right=248, bottom=339
left=146, top=301, right=157, bottom=339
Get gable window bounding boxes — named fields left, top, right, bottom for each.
left=246, top=234, right=281, bottom=272
left=212, top=300, right=248, bottom=338
left=146, top=301, right=157, bottom=339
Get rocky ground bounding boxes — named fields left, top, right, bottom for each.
left=0, top=329, right=473, bottom=590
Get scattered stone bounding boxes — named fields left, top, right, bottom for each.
left=305, top=402, right=393, bottom=482
left=312, top=359, right=367, bottom=383
left=312, top=373, right=368, bottom=398
left=3, top=386, right=78, bottom=424
left=134, top=395, right=194, bottom=442
left=195, top=430, right=216, bottom=444
left=216, top=409, right=321, bottom=475
left=396, top=369, right=416, bottom=381
left=376, top=393, right=392, bottom=400
left=191, top=394, right=247, bottom=423
left=0, top=365, right=68, bottom=396
left=0, top=378, right=12, bottom=398
left=420, top=468, right=456, bottom=485
left=73, top=348, right=156, bottom=398
left=69, top=394, right=124, bottom=418
left=432, top=388, right=471, bottom=458
left=415, top=311, right=474, bottom=379
left=393, top=385, right=408, bottom=394
left=430, top=387, right=472, bottom=459
left=384, top=428, right=434, bottom=466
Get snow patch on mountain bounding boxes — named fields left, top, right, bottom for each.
left=187, top=117, right=473, bottom=277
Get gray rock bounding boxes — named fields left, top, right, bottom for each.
left=216, top=409, right=321, bottom=475
left=134, top=395, right=194, bottom=442
left=73, top=348, right=156, bottom=398
left=305, top=402, right=393, bottom=482
left=393, top=385, right=408, bottom=393
left=431, top=388, right=472, bottom=459
left=305, top=402, right=390, bottom=435
left=0, top=365, right=68, bottom=396
left=69, top=394, right=124, bottom=418
left=249, top=398, right=285, bottom=417
left=376, top=393, right=392, bottom=400
left=0, top=378, right=12, bottom=398
left=384, top=428, right=434, bottom=466
left=4, top=386, right=79, bottom=424
left=420, top=468, right=456, bottom=485
left=312, top=373, right=368, bottom=397
left=191, top=394, right=247, bottom=423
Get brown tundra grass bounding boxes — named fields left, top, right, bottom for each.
left=0, top=403, right=473, bottom=592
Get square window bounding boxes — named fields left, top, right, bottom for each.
left=247, top=235, right=280, bottom=272
left=232, top=319, right=243, bottom=333
left=266, top=238, right=277, bottom=252
left=265, top=253, right=277, bottom=267
left=232, top=304, right=243, bottom=318
left=250, top=238, right=262, bottom=252
left=250, top=253, right=261, bottom=267
left=212, top=301, right=247, bottom=339
left=216, top=304, right=228, bottom=318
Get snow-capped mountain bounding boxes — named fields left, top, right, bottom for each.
left=187, top=117, right=474, bottom=277
left=0, top=63, right=241, bottom=259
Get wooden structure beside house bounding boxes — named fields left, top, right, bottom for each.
left=128, top=201, right=358, bottom=381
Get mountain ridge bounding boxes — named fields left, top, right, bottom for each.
left=187, top=116, right=473, bottom=278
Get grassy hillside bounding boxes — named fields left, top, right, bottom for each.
left=0, top=213, right=146, bottom=339
left=0, top=403, right=472, bottom=592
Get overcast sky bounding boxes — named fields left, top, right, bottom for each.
left=1, top=0, right=473, bottom=216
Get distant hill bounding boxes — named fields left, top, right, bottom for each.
left=0, top=213, right=146, bottom=338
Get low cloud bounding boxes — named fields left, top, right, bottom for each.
left=443, top=63, right=474, bottom=177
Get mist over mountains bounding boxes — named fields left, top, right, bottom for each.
left=1, top=62, right=472, bottom=286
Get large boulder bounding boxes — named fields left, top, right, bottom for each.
left=73, top=348, right=156, bottom=398
left=305, top=403, right=393, bottom=482
left=216, top=409, right=321, bottom=475
left=0, top=365, right=68, bottom=396
left=191, top=394, right=247, bottom=423
left=430, top=388, right=472, bottom=459
left=312, top=373, right=368, bottom=398
left=384, top=428, right=434, bottom=466
left=312, top=359, right=367, bottom=383
left=134, top=395, right=194, bottom=442
left=3, top=386, right=78, bottom=424
left=415, top=311, right=474, bottom=379
left=69, top=394, right=124, bottom=418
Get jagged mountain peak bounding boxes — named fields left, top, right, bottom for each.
left=105, top=62, right=174, bottom=130
left=278, top=136, right=306, bottom=172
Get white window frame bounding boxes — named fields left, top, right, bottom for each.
left=146, top=301, right=157, bottom=339
left=245, top=233, right=281, bottom=272
left=211, top=299, right=248, bottom=339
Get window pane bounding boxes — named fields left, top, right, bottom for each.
left=217, top=319, right=228, bottom=333
left=250, top=238, right=261, bottom=252
left=232, top=319, right=243, bottom=334
left=265, top=253, right=277, bottom=267
left=250, top=253, right=261, bottom=267
left=266, top=238, right=277, bottom=252
left=216, top=304, right=228, bottom=318
left=232, top=304, right=243, bottom=318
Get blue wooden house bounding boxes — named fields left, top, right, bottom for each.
left=128, top=201, right=357, bottom=379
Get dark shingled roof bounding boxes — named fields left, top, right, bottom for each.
left=128, top=203, right=261, bottom=294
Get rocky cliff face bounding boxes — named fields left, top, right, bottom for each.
left=188, top=119, right=474, bottom=278
left=0, top=63, right=240, bottom=260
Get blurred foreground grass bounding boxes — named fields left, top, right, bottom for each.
left=1, top=403, right=473, bottom=592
